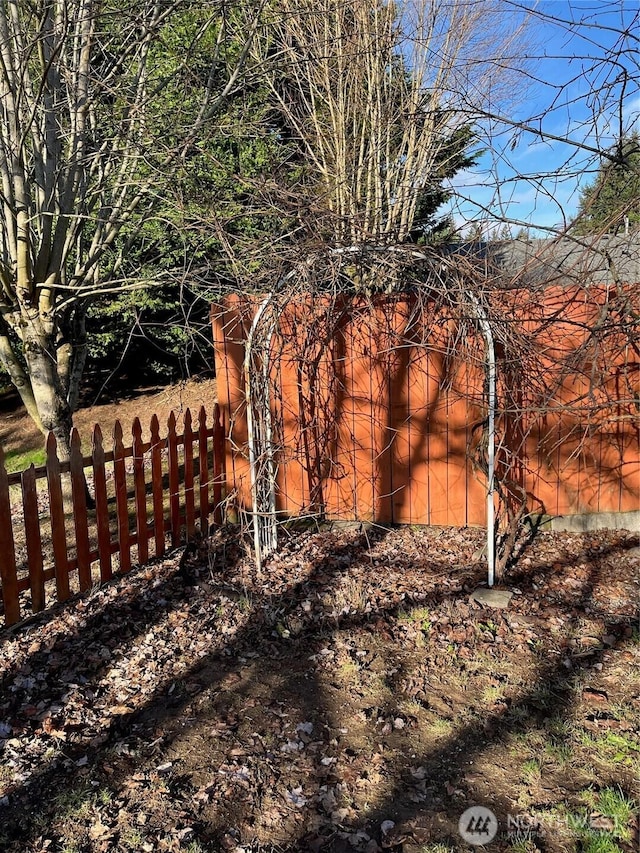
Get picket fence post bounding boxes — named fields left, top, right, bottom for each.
left=183, top=409, right=195, bottom=539
left=113, top=420, right=131, bottom=573
left=70, top=428, right=92, bottom=591
left=46, top=433, right=70, bottom=601
left=132, top=418, right=149, bottom=565
left=150, top=414, right=165, bottom=559
left=167, top=412, right=180, bottom=546
left=21, top=464, right=45, bottom=612
left=0, top=446, right=19, bottom=624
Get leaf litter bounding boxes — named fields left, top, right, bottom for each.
left=0, top=524, right=638, bottom=852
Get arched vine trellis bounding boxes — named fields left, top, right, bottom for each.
left=240, top=245, right=499, bottom=584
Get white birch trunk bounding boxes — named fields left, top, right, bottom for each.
left=0, top=0, right=254, bottom=445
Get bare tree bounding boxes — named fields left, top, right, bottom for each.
left=210, top=0, right=538, bottom=574
left=250, top=0, right=529, bottom=247
left=0, top=0, right=257, bottom=456
left=218, top=0, right=639, bottom=579
left=450, top=0, right=640, bottom=236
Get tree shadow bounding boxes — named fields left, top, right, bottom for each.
left=0, top=526, right=637, bottom=851
left=354, top=540, right=639, bottom=846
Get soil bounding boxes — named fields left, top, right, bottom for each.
left=0, top=376, right=218, bottom=460
left=0, top=524, right=638, bottom=853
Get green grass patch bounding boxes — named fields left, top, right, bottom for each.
left=580, top=787, right=636, bottom=841
left=532, top=787, right=636, bottom=853
left=4, top=446, right=46, bottom=473
left=579, top=835, right=624, bottom=853
left=419, top=846, right=455, bottom=853
left=398, top=605, right=431, bottom=629
left=509, top=840, right=538, bottom=853
left=582, top=731, right=640, bottom=765
left=521, top=758, right=542, bottom=784
left=52, top=781, right=95, bottom=821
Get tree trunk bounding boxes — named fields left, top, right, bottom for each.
left=57, top=302, right=88, bottom=415
left=23, top=328, right=74, bottom=461
left=0, top=328, right=45, bottom=431
left=21, top=325, right=96, bottom=508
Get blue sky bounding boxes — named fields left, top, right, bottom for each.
left=447, top=0, right=640, bottom=236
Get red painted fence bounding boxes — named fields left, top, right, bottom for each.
left=0, top=405, right=225, bottom=627
left=213, top=290, right=639, bottom=527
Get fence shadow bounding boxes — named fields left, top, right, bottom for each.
left=1, top=525, right=637, bottom=851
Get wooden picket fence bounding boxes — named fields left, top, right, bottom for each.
left=0, top=404, right=225, bottom=627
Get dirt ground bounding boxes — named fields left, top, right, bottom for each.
left=0, top=524, right=638, bottom=853
left=0, top=376, right=218, bottom=462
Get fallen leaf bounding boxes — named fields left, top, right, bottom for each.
left=285, top=787, right=307, bottom=807
left=89, top=820, right=112, bottom=841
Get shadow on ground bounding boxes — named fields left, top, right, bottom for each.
left=0, top=525, right=638, bottom=852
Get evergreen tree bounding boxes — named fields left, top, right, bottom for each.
left=574, top=133, right=640, bottom=235
left=409, top=125, right=478, bottom=244
left=84, top=8, right=289, bottom=395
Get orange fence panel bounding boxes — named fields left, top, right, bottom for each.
left=213, top=289, right=639, bottom=528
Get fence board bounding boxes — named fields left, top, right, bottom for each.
left=198, top=406, right=209, bottom=531
left=150, top=415, right=165, bottom=559
left=132, top=418, right=149, bottom=565
left=113, top=420, right=131, bottom=573
left=91, top=425, right=112, bottom=583
left=21, top=464, right=45, bottom=613
left=46, top=433, right=70, bottom=602
left=168, top=412, right=180, bottom=546
left=184, top=409, right=195, bottom=539
left=213, top=404, right=224, bottom=524
left=0, top=447, right=20, bottom=624
left=70, top=428, right=92, bottom=591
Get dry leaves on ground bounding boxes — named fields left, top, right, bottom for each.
left=0, top=524, right=638, bottom=853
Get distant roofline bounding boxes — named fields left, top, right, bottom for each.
left=449, top=233, right=640, bottom=285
